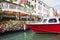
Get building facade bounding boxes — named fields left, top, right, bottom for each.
left=2, top=0, right=59, bottom=19
left=5, top=0, right=27, bottom=4
left=27, top=0, right=58, bottom=17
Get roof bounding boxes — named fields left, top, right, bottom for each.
left=43, top=17, right=60, bottom=19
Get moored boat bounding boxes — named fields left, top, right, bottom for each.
left=26, top=17, right=60, bottom=33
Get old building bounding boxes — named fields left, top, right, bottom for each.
left=1, top=0, right=59, bottom=21
left=26, top=0, right=59, bottom=17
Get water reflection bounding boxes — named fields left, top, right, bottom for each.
left=24, top=30, right=60, bottom=40
left=31, top=33, right=60, bottom=40
left=0, top=30, right=60, bottom=40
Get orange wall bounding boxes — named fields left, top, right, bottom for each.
left=54, top=10, right=58, bottom=16
left=19, top=0, right=27, bottom=4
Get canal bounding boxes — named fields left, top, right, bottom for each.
left=0, top=30, right=60, bottom=40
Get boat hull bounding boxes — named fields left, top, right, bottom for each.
left=26, top=24, right=60, bottom=33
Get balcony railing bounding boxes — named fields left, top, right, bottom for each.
left=2, top=2, right=36, bottom=15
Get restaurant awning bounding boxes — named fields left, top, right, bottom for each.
left=19, top=12, right=30, bottom=16
left=3, top=11, right=30, bottom=16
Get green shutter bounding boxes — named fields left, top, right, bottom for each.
left=10, top=0, right=13, bottom=3
left=0, top=11, right=3, bottom=20
left=0, top=0, right=4, bottom=3
left=14, top=0, right=17, bottom=1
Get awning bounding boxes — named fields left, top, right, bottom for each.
left=3, top=11, right=30, bottom=16
left=19, top=12, right=29, bottom=16
left=3, top=11, right=13, bottom=15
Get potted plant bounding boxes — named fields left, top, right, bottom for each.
left=24, top=3, right=34, bottom=9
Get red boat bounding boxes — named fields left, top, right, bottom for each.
left=26, top=17, right=60, bottom=33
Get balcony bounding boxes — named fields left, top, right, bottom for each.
left=2, top=2, right=36, bottom=15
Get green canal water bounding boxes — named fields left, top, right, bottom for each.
left=0, top=30, right=60, bottom=40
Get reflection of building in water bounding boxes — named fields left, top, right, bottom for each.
left=0, top=0, right=59, bottom=21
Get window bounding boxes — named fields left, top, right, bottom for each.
left=14, top=0, right=17, bottom=1
left=38, top=6, right=42, bottom=10
left=48, top=19, right=57, bottom=23
left=58, top=18, right=60, bottom=22
left=28, top=17, right=34, bottom=21
left=9, top=4, right=16, bottom=9
left=20, top=18, right=27, bottom=21
left=10, top=0, right=13, bottom=3
left=32, top=0, right=36, bottom=2
left=37, top=18, right=41, bottom=21
left=38, top=2, right=42, bottom=5
left=3, top=3, right=8, bottom=9
left=19, top=16, right=27, bottom=21
left=43, top=19, right=47, bottom=23
left=43, top=4, right=45, bottom=7
left=0, top=3, right=2, bottom=9
left=2, top=17, right=16, bottom=21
